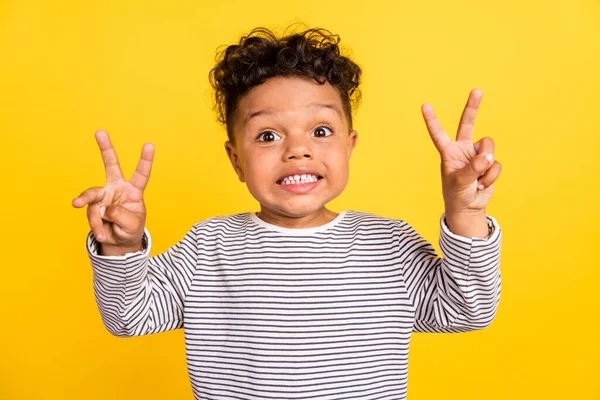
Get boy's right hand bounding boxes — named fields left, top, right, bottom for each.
left=72, top=130, right=155, bottom=255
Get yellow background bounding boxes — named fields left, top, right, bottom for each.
left=1, top=0, right=598, bottom=399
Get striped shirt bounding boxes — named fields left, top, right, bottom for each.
left=87, top=210, right=502, bottom=400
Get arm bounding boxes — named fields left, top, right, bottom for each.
left=72, top=130, right=197, bottom=336
left=86, top=225, right=198, bottom=337
left=408, top=88, right=503, bottom=332
left=399, top=213, right=502, bottom=333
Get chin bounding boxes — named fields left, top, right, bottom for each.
left=250, top=183, right=345, bottom=217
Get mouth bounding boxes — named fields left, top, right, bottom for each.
left=276, top=174, right=323, bottom=186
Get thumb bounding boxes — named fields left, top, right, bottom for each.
left=101, top=204, right=145, bottom=238
left=458, top=152, right=495, bottom=185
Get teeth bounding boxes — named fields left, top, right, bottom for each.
left=280, top=174, right=320, bottom=185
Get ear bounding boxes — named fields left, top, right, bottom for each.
left=347, top=130, right=358, bottom=159
left=224, top=141, right=246, bottom=182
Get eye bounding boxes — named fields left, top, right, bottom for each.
left=311, top=126, right=333, bottom=138
left=256, top=131, right=281, bottom=142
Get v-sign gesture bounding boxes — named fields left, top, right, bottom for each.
left=422, top=89, right=502, bottom=218
left=72, top=130, right=155, bottom=255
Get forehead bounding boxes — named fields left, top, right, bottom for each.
left=234, top=76, right=345, bottom=129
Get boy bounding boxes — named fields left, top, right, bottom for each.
left=73, top=26, right=502, bottom=400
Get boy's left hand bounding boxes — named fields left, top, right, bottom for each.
left=421, top=88, right=502, bottom=216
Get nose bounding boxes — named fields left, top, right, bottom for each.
left=282, top=135, right=313, bottom=161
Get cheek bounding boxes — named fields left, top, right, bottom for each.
left=324, top=149, right=350, bottom=175
left=244, top=150, right=278, bottom=182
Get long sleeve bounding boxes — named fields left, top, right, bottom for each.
left=399, top=213, right=502, bottom=333
left=86, top=225, right=198, bottom=337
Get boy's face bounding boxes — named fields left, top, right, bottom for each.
left=225, top=76, right=358, bottom=221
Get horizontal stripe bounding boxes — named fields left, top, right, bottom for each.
left=87, top=210, right=502, bottom=399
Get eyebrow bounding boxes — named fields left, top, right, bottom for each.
left=242, top=103, right=342, bottom=127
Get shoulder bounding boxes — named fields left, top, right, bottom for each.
left=189, top=212, right=254, bottom=235
left=342, top=211, right=435, bottom=257
left=343, top=210, right=407, bottom=225
left=341, top=210, right=411, bottom=232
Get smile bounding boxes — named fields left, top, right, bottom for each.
left=277, top=174, right=322, bottom=185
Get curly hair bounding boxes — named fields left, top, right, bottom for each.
left=209, top=25, right=362, bottom=142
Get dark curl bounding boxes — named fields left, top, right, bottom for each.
left=209, top=25, right=362, bottom=142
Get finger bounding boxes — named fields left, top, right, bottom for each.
left=458, top=151, right=496, bottom=186
left=102, top=205, right=144, bottom=239
left=87, top=202, right=107, bottom=242
left=456, top=88, right=482, bottom=143
left=476, top=182, right=494, bottom=198
left=72, top=187, right=105, bottom=208
left=473, top=136, right=495, bottom=156
left=477, top=161, right=502, bottom=190
left=421, top=103, right=452, bottom=153
left=95, top=130, right=125, bottom=184
left=129, top=143, right=155, bottom=192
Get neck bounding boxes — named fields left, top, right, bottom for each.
left=256, top=207, right=338, bottom=229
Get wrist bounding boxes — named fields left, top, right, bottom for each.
left=444, top=210, right=489, bottom=238
left=99, top=242, right=143, bottom=256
